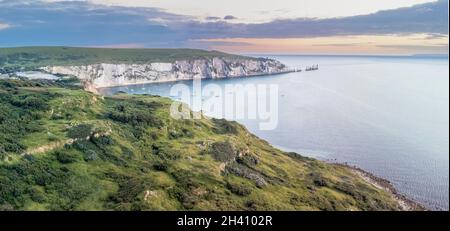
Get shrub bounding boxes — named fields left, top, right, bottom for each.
left=182, top=128, right=194, bottom=138
left=121, top=147, right=134, bottom=159
left=149, top=131, right=159, bottom=140
left=170, top=169, right=200, bottom=189
left=67, top=124, right=92, bottom=139
left=166, top=178, right=203, bottom=210
left=212, top=119, right=238, bottom=135
left=153, top=161, right=169, bottom=171
left=168, top=130, right=182, bottom=139
left=310, top=173, right=328, bottom=187
left=226, top=182, right=252, bottom=196
left=23, top=154, right=35, bottom=161
left=167, top=186, right=197, bottom=210
left=2, top=140, right=26, bottom=153
left=10, top=95, right=49, bottom=110
left=106, top=173, right=145, bottom=204
left=47, top=133, right=59, bottom=141
left=106, top=102, right=163, bottom=127
left=73, top=141, right=88, bottom=152
left=29, top=188, right=46, bottom=203
left=244, top=197, right=271, bottom=211
left=102, top=152, right=128, bottom=167
left=236, top=154, right=259, bottom=167
left=55, top=150, right=80, bottom=164
left=151, top=144, right=181, bottom=161
left=83, top=150, right=98, bottom=161
left=91, top=135, right=114, bottom=146
left=334, top=182, right=359, bottom=198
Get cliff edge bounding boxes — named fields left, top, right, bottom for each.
left=1, top=47, right=290, bottom=90
left=41, top=57, right=289, bottom=88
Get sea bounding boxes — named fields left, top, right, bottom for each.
left=99, top=55, right=449, bottom=210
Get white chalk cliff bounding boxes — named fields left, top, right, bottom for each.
left=41, top=57, right=290, bottom=90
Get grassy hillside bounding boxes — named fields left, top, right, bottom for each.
left=0, top=47, right=252, bottom=72
left=0, top=79, right=402, bottom=211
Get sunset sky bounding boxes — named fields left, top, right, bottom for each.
left=0, top=0, right=448, bottom=55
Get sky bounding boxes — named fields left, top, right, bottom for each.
left=0, top=0, right=448, bottom=55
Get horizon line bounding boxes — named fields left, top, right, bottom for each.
left=1, top=45, right=448, bottom=58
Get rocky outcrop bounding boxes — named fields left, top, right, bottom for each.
left=41, top=57, right=290, bottom=89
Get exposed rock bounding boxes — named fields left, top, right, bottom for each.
left=225, top=163, right=268, bottom=188
left=41, top=57, right=290, bottom=91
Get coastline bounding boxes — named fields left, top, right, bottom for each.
left=89, top=71, right=428, bottom=211
left=334, top=163, right=426, bottom=211
left=93, top=69, right=295, bottom=90
left=5, top=74, right=429, bottom=211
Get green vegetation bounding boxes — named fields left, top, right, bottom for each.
left=0, top=47, right=254, bottom=72
left=0, top=79, right=403, bottom=211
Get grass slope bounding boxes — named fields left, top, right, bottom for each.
left=0, top=79, right=401, bottom=211
left=0, top=46, right=252, bottom=72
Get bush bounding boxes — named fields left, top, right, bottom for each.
left=166, top=170, right=205, bottom=211
left=182, top=128, right=194, bottom=138
left=121, top=147, right=134, bottom=159
left=2, top=140, right=26, bottom=153
left=212, top=119, right=238, bottom=135
left=29, top=188, right=46, bottom=203
left=226, top=182, right=252, bottom=196
left=83, top=150, right=98, bottom=161
left=10, top=95, right=50, bottom=110
left=106, top=102, right=163, bottom=127
left=334, top=182, right=359, bottom=198
left=106, top=173, right=145, bottom=205
left=91, top=135, right=114, bottom=146
left=55, top=150, right=80, bottom=164
left=67, top=124, right=92, bottom=139
left=23, top=154, right=35, bottom=161
left=168, top=130, right=182, bottom=139
left=236, top=154, right=259, bottom=167
left=244, top=197, right=271, bottom=211
left=167, top=186, right=197, bottom=210
left=170, top=169, right=200, bottom=189
left=151, top=144, right=181, bottom=161
left=310, top=173, right=328, bottom=187
left=153, top=161, right=169, bottom=171
left=47, top=133, right=59, bottom=141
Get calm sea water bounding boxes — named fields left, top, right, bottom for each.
left=100, top=55, right=449, bottom=210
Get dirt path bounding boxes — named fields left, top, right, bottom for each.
left=22, top=139, right=74, bottom=155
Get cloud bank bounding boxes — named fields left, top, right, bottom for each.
left=0, top=0, right=448, bottom=51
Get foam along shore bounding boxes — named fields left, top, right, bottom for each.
left=335, top=164, right=425, bottom=211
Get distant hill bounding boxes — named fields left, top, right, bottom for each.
left=0, top=46, right=251, bottom=71
left=411, top=54, right=449, bottom=59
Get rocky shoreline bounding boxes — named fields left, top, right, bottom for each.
left=334, top=163, right=425, bottom=211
